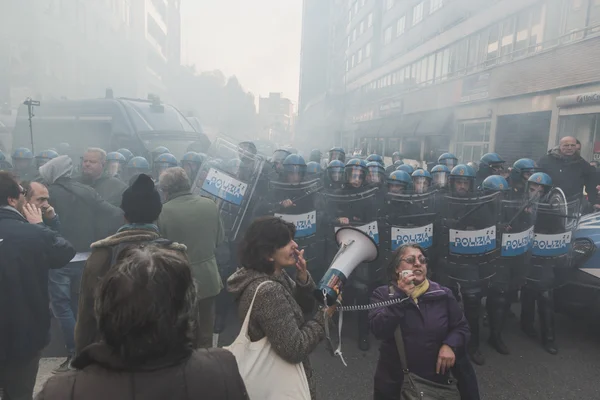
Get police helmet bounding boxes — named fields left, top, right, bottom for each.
left=393, top=159, right=404, bottom=167
left=107, top=151, right=127, bottom=163
left=106, top=151, right=127, bottom=177
left=526, top=172, right=553, bottom=199
left=152, top=146, right=170, bottom=156
left=329, top=147, right=346, bottom=162
left=283, top=154, right=307, bottom=183
left=392, top=151, right=403, bottom=163
left=480, top=153, right=505, bottom=175
left=117, top=148, right=134, bottom=162
left=327, top=159, right=345, bottom=183
left=411, top=169, right=432, bottom=194
left=273, top=148, right=292, bottom=163
left=345, top=158, right=367, bottom=187
left=366, top=154, right=384, bottom=166
left=449, top=164, right=476, bottom=195
left=181, top=151, right=203, bottom=164
left=306, top=161, right=322, bottom=175
left=127, top=156, right=150, bottom=171
left=366, top=161, right=385, bottom=185
left=309, top=149, right=322, bottom=163
left=511, top=158, right=537, bottom=183
left=466, top=161, right=480, bottom=173
left=397, top=164, right=414, bottom=175
left=57, top=143, right=71, bottom=155
left=35, top=149, right=59, bottom=167
left=387, top=170, right=412, bottom=193
left=482, top=175, right=510, bottom=192
left=438, top=153, right=458, bottom=168
left=412, top=169, right=432, bottom=180
left=12, top=147, right=34, bottom=160
left=431, top=164, right=451, bottom=188
left=155, top=153, right=178, bottom=167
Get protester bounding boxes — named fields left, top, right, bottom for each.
left=158, top=167, right=224, bottom=348
left=38, top=155, right=123, bottom=371
left=75, top=173, right=187, bottom=355
left=79, top=148, right=128, bottom=206
left=0, top=172, right=75, bottom=400
left=22, top=181, right=60, bottom=231
left=538, top=136, right=599, bottom=209
left=369, top=244, right=478, bottom=400
left=227, top=216, right=335, bottom=400
left=37, top=245, right=248, bottom=400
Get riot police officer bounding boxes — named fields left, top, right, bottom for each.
left=411, top=169, right=432, bottom=194
left=328, top=147, right=346, bottom=163
left=477, top=153, right=506, bottom=187
left=117, top=148, right=134, bottom=164
left=35, top=149, right=59, bottom=168
left=0, top=150, right=12, bottom=171
left=125, top=156, right=151, bottom=184
left=397, top=164, right=414, bottom=175
left=366, top=154, right=384, bottom=167
left=386, top=159, right=403, bottom=175
left=151, top=146, right=170, bottom=163
left=271, top=148, right=292, bottom=178
left=106, top=151, right=127, bottom=179
left=387, top=170, right=412, bottom=194
left=431, top=164, right=451, bottom=191
left=441, top=164, right=500, bottom=365
left=306, top=161, right=322, bottom=181
left=325, top=159, right=345, bottom=190
left=11, top=147, right=36, bottom=181
left=153, top=153, right=178, bottom=180
left=366, top=161, right=386, bottom=188
left=509, top=158, right=537, bottom=198
left=391, top=151, right=402, bottom=164
left=309, top=149, right=322, bottom=163
left=181, top=152, right=204, bottom=184
left=438, top=152, right=458, bottom=169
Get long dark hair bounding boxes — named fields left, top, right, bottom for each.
left=238, top=216, right=296, bottom=275
left=386, top=243, right=427, bottom=282
left=95, top=245, right=197, bottom=365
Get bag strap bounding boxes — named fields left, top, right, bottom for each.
left=391, top=284, right=411, bottom=374
left=240, top=280, right=272, bottom=338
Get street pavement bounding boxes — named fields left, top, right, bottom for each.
left=37, top=306, right=600, bottom=399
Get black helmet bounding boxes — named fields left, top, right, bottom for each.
left=309, top=149, right=322, bottom=163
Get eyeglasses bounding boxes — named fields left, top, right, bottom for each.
left=20, top=188, right=27, bottom=196
left=400, top=255, right=427, bottom=265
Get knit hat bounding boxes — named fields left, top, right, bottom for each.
left=120, top=174, right=162, bottom=223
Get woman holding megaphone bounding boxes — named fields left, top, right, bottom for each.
left=369, top=244, right=480, bottom=400
left=227, top=216, right=336, bottom=400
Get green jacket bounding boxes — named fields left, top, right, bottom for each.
left=158, top=192, right=224, bottom=299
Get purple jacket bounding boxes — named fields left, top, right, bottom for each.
left=369, top=281, right=470, bottom=398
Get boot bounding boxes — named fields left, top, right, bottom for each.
left=486, top=292, right=510, bottom=355
left=520, top=287, right=538, bottom=338
left=463, top=292, right=485, bottom=366
left=538, top=290, right=558, bottom=355
left=358, top=309, right=370, bottom=351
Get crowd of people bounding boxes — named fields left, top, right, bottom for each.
left=0, top=134, right=596, bottom=400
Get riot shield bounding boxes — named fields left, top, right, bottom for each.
left=440, top=192, right=501, bottom=288
left=531, top=190, right=581, bottom=267
left=379, top=191, right=438, bottom=278
left=191, top=137, right=266, bottom=241
left=270, top=178, right=324, bottom=275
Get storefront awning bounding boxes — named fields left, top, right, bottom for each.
left=414, top=110, right=454, bottom=135
left=356, top=117, right=399, bottom=138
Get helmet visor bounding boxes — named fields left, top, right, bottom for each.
left=345, top=166, right=365, bottom=187
left=412, top=177, right=430, bottom=193
left=107, top=160, right=123, bottom=177
left=330, top=150, right=343, bottom=161
left=450, top=177, right=473, bottom=196
left=284, top=165, right=306, bottom=183
left=367, top=168, right=383, bottom=184
left=328, top=167, right=344, bottom=182
left=432, top=172, right=448, bottom=187
left=388, top=182, right=407, bottom=194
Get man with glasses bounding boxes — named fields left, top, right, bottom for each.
left=538, top=136, right=599, bottom=211
left=0, top=172, right=75, bottom=400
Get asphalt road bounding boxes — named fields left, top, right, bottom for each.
left=39, top=305, right=600, bottom=400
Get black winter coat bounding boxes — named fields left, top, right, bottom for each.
left=0, top=207, right=75, bottom=362
left=538, top=151, right=598, bottom=205
left=48, top=177, right=123, bottom=252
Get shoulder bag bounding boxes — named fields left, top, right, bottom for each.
left=224, top=280, right=311, bottom=400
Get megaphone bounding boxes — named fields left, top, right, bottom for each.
left=315, top=227, right=379, bottom=306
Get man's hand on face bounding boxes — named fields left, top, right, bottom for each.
left=42, top=205, right=56, bottom=220
left=23, top=203, right=43, bottom=224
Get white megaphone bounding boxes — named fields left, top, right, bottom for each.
left=315, top=227, right=379, bottom=306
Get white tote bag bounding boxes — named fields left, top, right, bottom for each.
left=225, top=281, right=311, bottom=400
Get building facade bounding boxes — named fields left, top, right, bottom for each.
left=303, top=0, right=600, bottom=164
left=259, top=92, right=295, bottom=144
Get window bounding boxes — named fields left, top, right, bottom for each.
left=412, top=2, right=424, bottom=25
left=590, top=0, right=600, bottom=28
left=351, top=54, right=356, bottom=68
left=500, top=18, right=515, bottom=60
left=352, top=28, right=357, bottom=42
left=384, top=26, right=393, bottom=44
left=360, top=0, right=366, bottom=7
left=514, top=11, right=530, bottom=57
left=466, top=33, right=481, bottom=71
left=430, top=0, right=443, bottom=13
left=454, top=121, right=492, bottom=162
left=360, top=20, right=365, bottom=34
left=349, top=9, right=352, bottom=22
left=367, top=12, right=373, bottom=28
left=358, top=48, right=363, bottom=64
left=396, top=16, right=406, bottom=36
left=426, top=54, right=435, bottom=82
left=365, top=42, right=372, bottom=58
left=354, top=1, right=359, bottom=14
left=435, top=48, right=450, bottom=80
left=485, top=25, right=500, bottom=65
left=346, top=60, right=350, bottom=72
left=564, top=0, right=586, bottom=40
left=386, top=0, right=394, bottom=11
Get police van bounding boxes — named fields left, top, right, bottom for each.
left=12, top=93, right=210, bottom=160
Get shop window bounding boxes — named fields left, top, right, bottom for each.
left=413, top=2, right=424, bottom=26
left=454, top=121, right=491, bottom=163
left=397, top=16, right=406, bottom=36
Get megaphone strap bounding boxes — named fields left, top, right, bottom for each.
left=323, top=308, right=347, bottom=367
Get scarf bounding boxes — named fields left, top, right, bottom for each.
left=117, top=223, right=159, bottom=233
left=411, top=279, right=430, bottom=304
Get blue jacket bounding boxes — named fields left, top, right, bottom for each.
left=369, top=281, right=470, bottom=398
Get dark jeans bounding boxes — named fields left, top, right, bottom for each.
left=48, top=261, right=84, bottom=356
left=196, top=295, right=216, bottom=349
left=0, top=353, right=41, bottom=400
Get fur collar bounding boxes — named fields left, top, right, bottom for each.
left=91, top=229, right=186, bottom=252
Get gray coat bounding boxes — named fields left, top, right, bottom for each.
left=227, top=268, right=326, bottom=399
